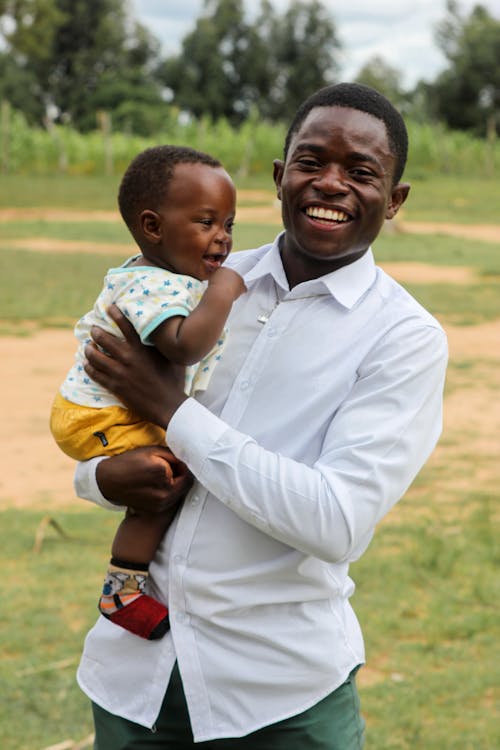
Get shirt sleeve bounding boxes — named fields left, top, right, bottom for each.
left=167, top=324, right=448, bottom=564
left=73, top=456, right=126, bottom=511
left=116, top=270, right=202, bottom=345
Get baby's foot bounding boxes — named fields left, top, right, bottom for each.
left=99, top=563, right=169, bottom=640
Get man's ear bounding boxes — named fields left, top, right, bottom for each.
left=386, top=183, right=410, bottom=220
left=273, top=159, right=284, bottom=201
left=140, top=209, right=162, bottom=242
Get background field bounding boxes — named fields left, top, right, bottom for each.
left=0, top=174, right=499, bottom=749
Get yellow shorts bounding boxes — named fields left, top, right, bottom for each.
left=50, top=392, right=166, bottom=461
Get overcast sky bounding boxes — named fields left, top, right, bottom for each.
left=131, top=0, right=500, bottom=88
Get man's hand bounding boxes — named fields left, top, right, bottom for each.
left=84, top=304, right=188, bottom=429
left=96, top=445, right=193, bottom=512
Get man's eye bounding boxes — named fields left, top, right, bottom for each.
left=297, top=158, right=320, bottom=168
left=350, top=168, right=375, bottom=179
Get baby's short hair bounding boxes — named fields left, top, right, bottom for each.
left=118, top=145, right=222, bottom=229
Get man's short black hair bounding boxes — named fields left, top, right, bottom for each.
left=284, top=82, right=408, bottom=184
left=118, top=145, right=222, bottom=230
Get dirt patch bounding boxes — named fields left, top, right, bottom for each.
left=0, top=317, right=498, bottom=510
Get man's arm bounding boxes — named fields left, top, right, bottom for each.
left=75, top=447, right=193, bottom=513
left=84, top=306, right=448, bottom=563
left=166, top=323, right=448, bottom=564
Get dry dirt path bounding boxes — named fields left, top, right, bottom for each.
left=1, top=203, right=499, bottom=509
left=1, top=319, right=499, bottom=510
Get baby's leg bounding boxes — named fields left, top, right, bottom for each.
left=99, top=507, right=176, bottom=640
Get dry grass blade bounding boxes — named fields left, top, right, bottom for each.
left=40, top=733, right=94, bottom=750
left=33, top=516, right=71, bottom=553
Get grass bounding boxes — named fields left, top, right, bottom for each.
left=352, top=488, right=499, bottom=750
left=0, top=173, right=499, bottom=748
left=0, top=507, right=116, bottom=750
left=1, top=173, right=500, bottom=224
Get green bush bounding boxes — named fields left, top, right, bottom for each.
left=2, top=104, right=498, bottom=179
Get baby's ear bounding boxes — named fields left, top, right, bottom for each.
left=140, top=210, right=162, bottom=241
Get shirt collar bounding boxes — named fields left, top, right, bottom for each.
left=244, top=232, right=377, bottom=310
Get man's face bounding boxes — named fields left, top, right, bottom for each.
left=273, top=105, right=409, bottom=283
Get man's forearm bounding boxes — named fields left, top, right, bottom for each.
left=74, top=457, right=125, bottom=511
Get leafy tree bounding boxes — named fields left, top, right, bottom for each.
left=354, top=55, right=407, bottom=111
left=265, top=0, right=339, bottom=122
left=430, top=1, right=500, bottom=135
left=160, top=0, right=253, bottom=124
left=0, top=0, right=166, bottom=132
left=160, top=0, right=340, bottom=124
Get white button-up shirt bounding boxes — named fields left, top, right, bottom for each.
left=75, top=236, right=448, bottom=742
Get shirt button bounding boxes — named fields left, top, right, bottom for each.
left=191, top=495, right=200, bottom=506
left=267, top=328, right=277, bottom=338
left=173, top=555, right=184, bottom=564
left=240, top=380, right=250, bottom=390
left=176, top=612, right=187, bottom=623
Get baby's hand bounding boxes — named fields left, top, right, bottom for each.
left=209, top=266, right=247, bottom=300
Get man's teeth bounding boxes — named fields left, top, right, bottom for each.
left=305, top=207, right=349, bottom=222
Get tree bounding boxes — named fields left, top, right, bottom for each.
left=160, top=0, right=340, bottom=124
left=0, top=0, right=166, bottom=132
left=430, top=1, right=500, bottom=135
left=266, top=0, right=340, bottom=122
left=160, top=0, right=251, bottom=123
left=354, top=55, right=407, bottom=111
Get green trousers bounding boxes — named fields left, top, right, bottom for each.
left=92, top=662, right=365, bottom=749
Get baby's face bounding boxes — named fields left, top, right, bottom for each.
left=152, top=162, right=236, bottom=281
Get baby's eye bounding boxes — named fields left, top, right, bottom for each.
left=199, top=219, right=213, bottom=226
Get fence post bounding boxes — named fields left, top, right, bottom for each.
left=1, top=99, right=10, bottom=174
left=97, top=110, right=113, bottom=175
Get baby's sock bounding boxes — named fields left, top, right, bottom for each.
left=98, top=558, right=169, bottom=640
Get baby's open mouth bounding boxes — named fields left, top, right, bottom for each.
left=203, top=253, right=226, bottom=269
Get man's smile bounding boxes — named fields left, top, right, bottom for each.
left=304, top=205, right=352, bottom=226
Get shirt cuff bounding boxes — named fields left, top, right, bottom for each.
left=166, top=397, right=229, bottom=476
left=73, top=456, right=125, bottom=511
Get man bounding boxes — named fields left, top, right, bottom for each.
left=77, top=83, right=448, bottom=749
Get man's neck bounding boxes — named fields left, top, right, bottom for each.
left=279, top=239, right=368, bottom=288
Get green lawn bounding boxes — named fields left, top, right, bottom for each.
left=1, top=173, right=500, bottom=224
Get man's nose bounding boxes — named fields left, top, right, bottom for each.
left=313, top=164, right=348, bottom=194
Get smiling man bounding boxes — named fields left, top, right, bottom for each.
left=76, top=83, right=448, bottom=749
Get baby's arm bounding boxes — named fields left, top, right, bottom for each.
left=151, top=266, right=246, bottom=365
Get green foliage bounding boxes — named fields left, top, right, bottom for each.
left=0, top=0, right=165, bottom=132
left=2, top=105, right=500, bottom=179
left=430, top=1, right=500, bottom=135
left=354, top=55, right=407, bottom=111
left=0, top=106, right=287, bottom=176
left=160, top=0, right=340, bottom=124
